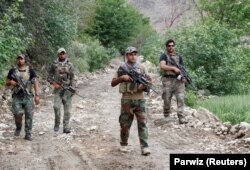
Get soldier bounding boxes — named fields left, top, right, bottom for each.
left=5, top=54, right=40, bottom=141
left=111, top=47, right=151, bottom=156
left=47, top=48, right=75, bottom=133
left=160, top=39, right=187, bottom=124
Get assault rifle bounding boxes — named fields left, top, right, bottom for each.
left=11, top=72, right=34, bottom=103
left=119, top=66, right=158, bottom=94
left=50, top=78, right=85, bottom=99
left=168, top=56, right=193, bottom=85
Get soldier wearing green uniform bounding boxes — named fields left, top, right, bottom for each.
left=6, top=54, right=40, bottom=141
left=111, top=47, right=151, bottom=156
left=47, top=48, right=75, bottom=133
left=160, top=39, right=187, bottom=124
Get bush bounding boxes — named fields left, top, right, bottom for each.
left=0, top=1, right=31, bottom=83
left=85, top=0, right=152, bottom=52
left=167, top=21, right=248, bottom=95
left=140, top=34, right=165, bottom=65
left=185, top=90, right=197, bottom=107
left=67, top=42, right=89, bottom=73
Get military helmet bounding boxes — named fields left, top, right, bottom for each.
left=125, top=46, right=138, bottom=54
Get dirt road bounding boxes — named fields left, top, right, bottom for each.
left=0, top=61, right=248, bottom=170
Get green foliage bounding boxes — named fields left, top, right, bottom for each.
left=199, top=0, right=250, bottom=34
left=140, top=34, right=164, bottom=65
left=196, top=95, right=250, bottom=124
left=0, top=1, right=31, bottom=72
left=85, top=37, right=112, bottom=72
left=20, top=0, right=78, bottom=63
left=67, top=42, right=89, bottom=73
left=68, top=37, right=118, bottom=73
left=167, top=21, right=248, bottom=94
left=85, top=0, right=152, bottom=51
left=185, top=90, right=197, bottom=107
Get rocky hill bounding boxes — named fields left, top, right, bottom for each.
left=127, top=0, right=199, bottom=33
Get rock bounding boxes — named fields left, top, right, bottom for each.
left=76, top=80, right=84, bottom=88
left=0, top=123, right=9, bottom=129
left=234, top=129, right=246, bottom=139
left=39, top=132, right=45, bottom=136
left=203, top=128, right=212, bottom=132
left=88, top=126, right=98, bottom=132
left=76, top=104, right=85, bottom=109
left=195, top=107, right=220, bottom=122
left=230, top=124, right=240, bottom=135
left=243, top=138, right=250, bottom=144
left=239, top=122, right=250, bottom=130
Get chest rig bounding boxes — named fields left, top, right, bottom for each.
left=53, top=60, right=71, bottom=86
left=13, top=66, right=34, bottom=95
left=164, top=54, right=180, bottom=75
left=118, top=62, right=145, bottom=94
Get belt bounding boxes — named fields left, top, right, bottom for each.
left=164, top=75, right=178, bottom=78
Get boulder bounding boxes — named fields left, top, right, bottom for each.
left=239, top=122, right=250, bottom=130
left=195, top=107, right=220, bottom=123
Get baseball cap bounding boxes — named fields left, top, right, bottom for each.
left=17, top=54, right=25, bottom=59
left=57, top=48, right=66, bottom=54
left=125, top=46, right=138, bottom=54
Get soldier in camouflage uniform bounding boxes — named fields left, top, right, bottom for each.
left=6, top=54, right=40, bottom=141
left=47, top=48, right=75, bottom=133
left=111, top=47, right=151, bottom=156
left=160, top=39, right=187, bottom=124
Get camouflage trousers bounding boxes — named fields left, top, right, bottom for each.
left=119, top=99, right=148, bottom=148
left=11, top=94, right=34, bottom=135
left=162, top=77, right=185, bottom=118
left=53, top=89, right=72, bottom=130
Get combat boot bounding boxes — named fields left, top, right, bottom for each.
left=24, top=134, right=32, bottom=141
left=14, top=129, right=21, bottom=136
left=141, top=147, right=150, bottom=156
left=63, top=128, right=71, bottom=134
left=54, top=124, right=59, bottom=132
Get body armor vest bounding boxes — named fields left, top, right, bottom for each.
left=53, top=60, right=71, bottom=86
left=118, top=62, right=145, bottom=94
left=163, top=54, right=180, bottom=75
left=13, top=66, right=34, bottom=95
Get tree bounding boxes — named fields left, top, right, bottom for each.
left=85, top=0, right=151, bottom=52
left=198, top=0, right=250, bottom=34
left=20, top=0, right=78, bottom=63
left=169, top=21, right=248, bottom=94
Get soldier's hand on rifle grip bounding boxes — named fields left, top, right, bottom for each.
left=173, top=67, right=180, bottom=74
left=52, top=82, right=61, bottom=89
left=138, top=84, right=146, bottom=91
left=9, top=80, right=17, bottom=86
left=121, top=75, right=133, bottom=82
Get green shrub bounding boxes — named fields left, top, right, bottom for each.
left=167, top=21, right=248, bottom=95
left=85, top=0, right=152, bottom=52
left=185, top=90, right=197, bottom=107
left=67, top=42, right=89, bottom=73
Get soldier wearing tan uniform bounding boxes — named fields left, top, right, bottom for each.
left=111, top=47, right=151, bottom=156
left=160, top=39, right=187, bottom=124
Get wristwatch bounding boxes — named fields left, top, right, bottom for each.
left=35, top=93, right=40, bottom=96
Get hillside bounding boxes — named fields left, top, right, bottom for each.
left=127, top=0, right=199, bottom=33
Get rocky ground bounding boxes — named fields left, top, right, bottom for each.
left=0, top=59, right=249, bottom=170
